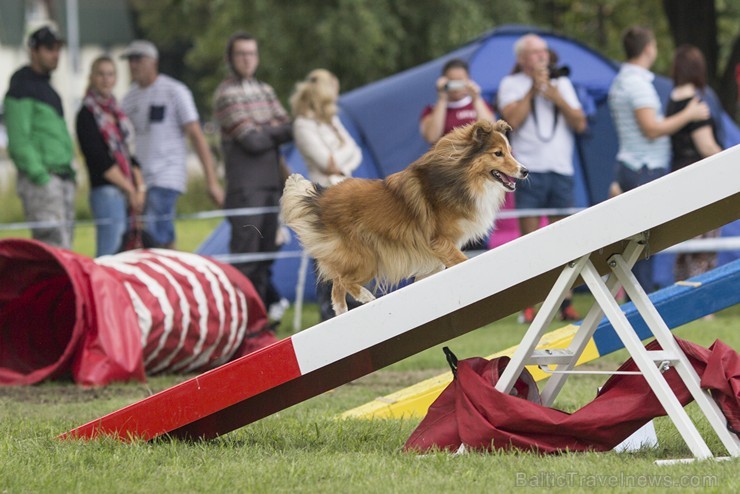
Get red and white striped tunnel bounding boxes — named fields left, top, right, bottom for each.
left=0, top=239, right=275, bottom=386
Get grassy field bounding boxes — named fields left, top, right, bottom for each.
left=1, top=182, right=738, bottom=493
left=1, top=299, right=738, bottom=493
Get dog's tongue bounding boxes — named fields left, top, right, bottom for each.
left=500, top=173, right=515, bottom=188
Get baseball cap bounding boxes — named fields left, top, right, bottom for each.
left=28, top=26, right=64, bottom=49
left=120, top=40, right=159, bottom=60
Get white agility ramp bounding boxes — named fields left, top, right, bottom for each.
left=65, top=145, right=740, bottom=460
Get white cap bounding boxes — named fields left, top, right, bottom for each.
left=120, top=40, right=159, bottom=60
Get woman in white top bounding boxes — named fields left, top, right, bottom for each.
left=290, top=69, right=361, bottom=186
left=290, top=69, right=364, bottom=320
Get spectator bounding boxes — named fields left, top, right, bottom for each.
left=420, top=58, right=496, bottom=252
left=666, top=44, right=722, bottom=286
left=419, top=58, right=495, bottom=144
left=120, top=40, right=223, bottom=249
left=497, top=33, right=587, bottom=323
left=608, top=27, right=709, bottom=293
left=290, top=68, right=363, bottom=320
left=76, top=56, right=146, bottom=256
left=4, top=26, right=75, bottom=249
left=212, top=32, right=293, bottom=323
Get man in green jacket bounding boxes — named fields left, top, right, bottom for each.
left=4, top=26, right=76, bottom=249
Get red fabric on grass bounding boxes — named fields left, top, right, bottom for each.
left=404, top=337, right=739, bottom=453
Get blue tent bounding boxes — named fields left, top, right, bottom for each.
left=198, top=25, right=740, bottom=301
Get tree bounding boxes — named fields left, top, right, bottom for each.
left=130, top=0, right=528, bottom=115
left=129, top=0, right=739, bottom=122
left=662, top=0, right=739, bottom=117
left=663, top=0, right=718, bottom=83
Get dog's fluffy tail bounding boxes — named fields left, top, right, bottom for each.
left=281, top=173, right=322, bottom=242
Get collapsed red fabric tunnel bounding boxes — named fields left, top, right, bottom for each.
left=404, top=337, right=739, bottom=454
left=0, top=238, right=276, bottom=386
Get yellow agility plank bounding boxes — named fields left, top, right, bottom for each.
left=342, top=322, right=598, bottom=419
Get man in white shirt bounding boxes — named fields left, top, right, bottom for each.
left=608, top=26, right=709, bottom=292
left=121, top=40, right=223, bottom=248
left=498, top=33, right=586, bottom=323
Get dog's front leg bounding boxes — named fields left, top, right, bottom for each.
left=430, top=238, right=468, bottom=268
left=331, top=281, right=349, bottom=316
left=415, top=264, right=445, bottom=282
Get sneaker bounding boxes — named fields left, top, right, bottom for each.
left=517, top=307, right=536, bottom=324
left=268, top=297, right=290, bottom=322
left=560, top=305, right=581, bottom=322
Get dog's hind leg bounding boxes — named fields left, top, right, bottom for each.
left=347, top=284, right=375, bottom=304
left=331, top=280, right=349, bottom=316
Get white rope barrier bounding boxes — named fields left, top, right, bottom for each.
left=0, top=206, right=280, bottom=231
left=2, top=204, right=738, bottom=258
left=2, top=204, right=736, bottom=333
left=4, top=205, right=574, bottom=231
left=497, top=207, right=584, bottom=218
left=209, top=250, right=306, bottom=264
left=663, top=237, right=740, bottom=254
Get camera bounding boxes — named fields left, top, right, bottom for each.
left=444, top=80, right=466, bottom=92
left=548, top=65, right=571, bottom=79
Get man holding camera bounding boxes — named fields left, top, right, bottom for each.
left=420, top=58, right=495, bottom=144
left=498, top=33, right=586, bottom=323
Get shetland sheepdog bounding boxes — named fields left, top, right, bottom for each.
left=281, top=119, right=528, bottom=315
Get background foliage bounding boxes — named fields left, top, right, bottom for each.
left=129, top=0, right=740, bottom=119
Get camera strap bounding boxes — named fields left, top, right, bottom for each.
left=530, top=96, right=559, bottom=143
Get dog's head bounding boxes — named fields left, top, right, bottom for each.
left=461, top=119, right=528, bottom=191
left=413, top=119, right=529, bottom=204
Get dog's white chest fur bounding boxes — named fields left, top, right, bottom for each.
left=456, top=182, right=506, bottom=246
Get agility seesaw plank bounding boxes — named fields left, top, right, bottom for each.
left=342, top=259, right=740, bottom=419
left=62, top=145, right=740, bottom=441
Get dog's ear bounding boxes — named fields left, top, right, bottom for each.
left=494, top=119, right=512, bottom=135
left=471, top=119, right=494, bottom=145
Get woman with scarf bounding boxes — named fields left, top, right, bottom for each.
left=76, top=56, right=145, bottom=256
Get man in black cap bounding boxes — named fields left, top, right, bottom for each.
left=3, top=25, right=76, bottom=249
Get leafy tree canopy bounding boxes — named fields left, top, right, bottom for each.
left=131, top=0, right=739, bottom=119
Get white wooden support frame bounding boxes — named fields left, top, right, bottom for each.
left=495, top=237, right=740, bottom=461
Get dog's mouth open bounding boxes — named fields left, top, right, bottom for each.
left=491, top=170, right=517, bottom=191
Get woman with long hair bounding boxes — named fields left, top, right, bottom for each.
left=666, top=44, right=723, bottom=286
left=290, top=69, right=363, bottom=319
left=76, top=56, right=145, bottom=256
left=290, top=69, right=361, bottom=186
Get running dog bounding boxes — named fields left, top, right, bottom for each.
left=281, top=119, right=528, bottom=315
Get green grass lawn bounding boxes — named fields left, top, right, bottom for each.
left=1, top=300, right=738, bottom=493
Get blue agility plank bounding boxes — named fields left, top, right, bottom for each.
left=593, top=259, right=740, bottom=355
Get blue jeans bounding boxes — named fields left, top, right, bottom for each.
left=515, top=171, right=574, bottom=209
left=144, top=186, right=180, bottom=247
left=615, top=163, right=667, bottom=193
left=615, top=163, right=668, bottom=293
left=90, top=185, right=128, bottom=256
